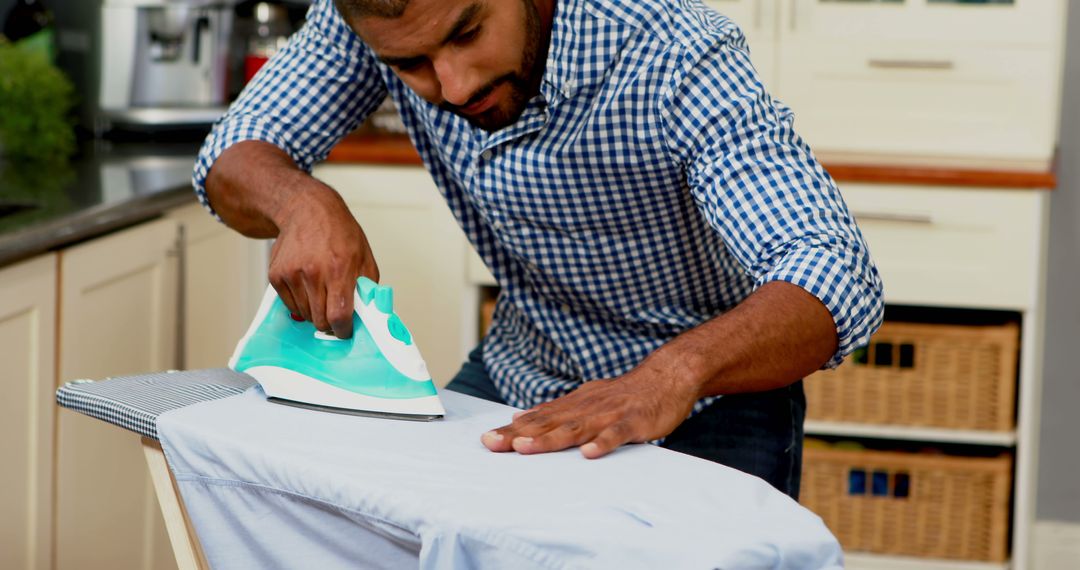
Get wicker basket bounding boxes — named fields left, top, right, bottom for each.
left=801, top=446, right=1012, bottom=562
left=806, top=321, right=1019, bottom=431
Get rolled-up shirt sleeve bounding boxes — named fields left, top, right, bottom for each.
left=192, top=0, right=388, bottom=218
left=661, top=29, right=884, bottom=368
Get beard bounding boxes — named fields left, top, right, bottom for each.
left=441, top=0, right=546, bottom=132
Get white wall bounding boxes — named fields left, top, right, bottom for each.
left=1037, top=3, right=1080, bottom=524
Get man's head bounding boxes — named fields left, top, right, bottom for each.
left=335, top=0, right=553, bottom=132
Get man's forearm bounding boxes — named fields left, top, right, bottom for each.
left=205, top=140, right=345, bottom=239
left=650, top=281, right=839, bottom=398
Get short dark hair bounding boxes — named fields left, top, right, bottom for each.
left=333, top=0, right=410, bottom=19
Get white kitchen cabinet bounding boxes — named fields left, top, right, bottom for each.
left=704, top=0, right=778, bottom=87
left=703, top=0, right=1068, bottom=166
left=312, top=164, right=474, bottom=386
left=0, top=254, right=57, bottom=570
left=167, top=203, right=268, bottom=369
left=55, top=218, right=180, bottom=570
left=782, top=0, right=1060, bottom=45
left=842, top=183, right=1046, bottom=311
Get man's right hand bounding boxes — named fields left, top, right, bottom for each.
left=268, top=189, right=379, bottom=340
left=205, top=141, right=379, bottom=340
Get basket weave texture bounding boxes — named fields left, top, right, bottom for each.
left=801, top=447, right=1012, bottom=562
left=806, top=321, right=1019, bottom=431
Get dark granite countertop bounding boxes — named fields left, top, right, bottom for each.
left=0, top=139, right=203, bottom=267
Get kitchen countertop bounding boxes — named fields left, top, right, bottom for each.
left=0, top=139, right=202, bottom=268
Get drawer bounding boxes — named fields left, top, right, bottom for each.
left=786, top=0, right=1064, bottom=46
left=839, top=183, right=1047, bottom=310
left=777, top=41, right=1062, bottom=164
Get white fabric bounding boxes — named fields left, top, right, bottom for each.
left=158, top=388, right=844, bottom=569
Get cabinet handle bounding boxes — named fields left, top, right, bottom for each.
left=851, top=211, right=934, bottom=225
left=788, top=0, right=797, bottom=32
left=754, top=0, right=763, bottom=30
left=868, top=59, right=955, bottom=71
left=167, top=225, right=187, bottom=370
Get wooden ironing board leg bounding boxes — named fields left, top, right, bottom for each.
left=142, top=437, right=210, bottom=570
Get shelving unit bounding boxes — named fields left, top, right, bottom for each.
left=845, top=553, right=1010, bottom=570
left=799, top=183, right=1051, bottom=569
left=804, top=421, right=1017, bottom=447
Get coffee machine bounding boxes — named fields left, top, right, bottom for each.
left=55, top=0, right=239, bottom=134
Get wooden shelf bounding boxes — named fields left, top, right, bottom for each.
left=845, top=552, right=1009, bottom=570
left=805, top=420, right=1017, bottom=446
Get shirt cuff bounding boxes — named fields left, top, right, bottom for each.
left=757, top=242, right=884, bottom=369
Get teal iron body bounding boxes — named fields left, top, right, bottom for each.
left=230, top=277, right=445, bottom=420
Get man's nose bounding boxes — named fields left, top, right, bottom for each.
left=433, top=55, right=478, bottom=107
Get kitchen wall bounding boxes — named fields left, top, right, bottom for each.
left=1037, top=3, right=1080, bottom=525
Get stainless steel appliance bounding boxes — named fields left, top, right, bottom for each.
left=55, top=0, right=238, bottom=133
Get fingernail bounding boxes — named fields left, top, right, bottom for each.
left=512, top=437, right=533, bottom=449
left=582, top=443, right=599, bottom=456
left=290, top=313, right=304, bottom=322
left=482, top=431, right=503, bottom=443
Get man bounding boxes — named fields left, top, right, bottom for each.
left=194, top=0, right=883, bottom=499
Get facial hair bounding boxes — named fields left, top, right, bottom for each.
left=442, top=0, right=546, bottom=132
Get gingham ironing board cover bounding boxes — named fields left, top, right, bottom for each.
left=56, top=368, right=256, bottom=440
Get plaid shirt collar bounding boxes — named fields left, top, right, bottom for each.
left=540, top=0, right=583, bottom=105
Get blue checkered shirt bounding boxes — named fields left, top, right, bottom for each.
left=194, top=0, right=884, bottom=412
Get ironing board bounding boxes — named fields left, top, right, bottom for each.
left=57, top=369, right=844, bottom=569
left=56, top=369, right=256, bottom=569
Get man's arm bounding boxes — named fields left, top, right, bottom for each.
left=481, top=281, right=837, bottom=458
left=193, top=0, right=389, bottom=337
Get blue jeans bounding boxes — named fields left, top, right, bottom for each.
left=445, top=345, right=805, bottom=500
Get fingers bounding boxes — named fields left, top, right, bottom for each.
left=481, top=406, right=639, bottom=459
left=270, top=273, right=306, bottom=322
left=270, top=245, right=358, bottom=336
left=478, top=376, right=695, bottom=460
left=326, top=277, right=355, bottom=339
left=303, top=276, right=330, bottom=332
left=266, top=195, right=373, bottom=334
left=581, top=422, right=636, bottom=459
left=511, top=417, right=594, bottom=454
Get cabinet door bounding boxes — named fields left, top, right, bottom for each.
left=167, top=203, right=268, bottom=369
left=841, top=183, right=1046, bottom=311
left=56, top=219, right=179, bottom=570
left=781, top=0, right=1061, bottom=45
left=774, top=0, right=1065, bottom=164
left=703, top=0, right=778, bottom=89
left=313, top=164, right=472, bottom=386
left=0, top=254, right=57, bottom=570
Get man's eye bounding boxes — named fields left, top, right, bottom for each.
left=454, top=26, right=481, bottom=45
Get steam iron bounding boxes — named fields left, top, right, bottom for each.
left=229, top=277, right=445, bottom=421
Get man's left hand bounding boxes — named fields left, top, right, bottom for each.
left=479, top=357, right=700, bottom=459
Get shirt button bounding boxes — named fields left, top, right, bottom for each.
left=560, top=303, right=571, bottom=314
left=480, top=150, right=493, bottom=161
